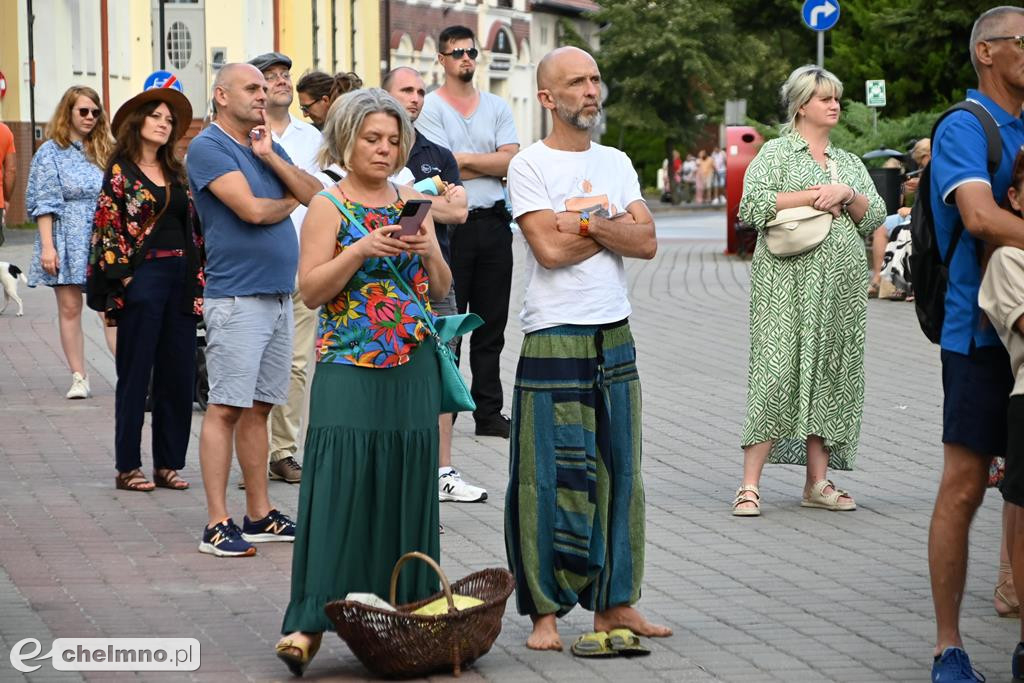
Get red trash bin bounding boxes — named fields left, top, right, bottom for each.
left=725, top=126, right=764, bottom=255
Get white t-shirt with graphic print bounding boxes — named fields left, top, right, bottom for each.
left=507, top=140, right=644, bottom=334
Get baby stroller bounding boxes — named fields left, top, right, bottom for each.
left=880, top=222, right=913, bottom=299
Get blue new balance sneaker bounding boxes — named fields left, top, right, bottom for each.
left=1012, top=641, right=1024, bottom=680
left=932, top=647, right=985, bottom=682
left=241, top=509, right=296, bottom=543
left=198, top=518, right=256, bottom=557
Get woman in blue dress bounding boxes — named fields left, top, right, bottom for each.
left=26, top=86, right=114, bottom=398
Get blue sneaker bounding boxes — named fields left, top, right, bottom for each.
left=241, top=509, right=296, bottom=543
left=932, top=647, right=985, bottom=682
left=1013, top=642, right=1024, bottom=679
left=198, top=518, right=256, bottom=557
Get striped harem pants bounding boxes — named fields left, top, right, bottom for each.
left=504, top=319, right=645, bottom=617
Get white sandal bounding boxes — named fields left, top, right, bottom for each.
left=801, top=479, right=856, bottom=511
left=731, top=485, right=761, bottom=516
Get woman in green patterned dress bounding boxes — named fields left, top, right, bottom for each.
left=731, top=65, right=886, bottom=517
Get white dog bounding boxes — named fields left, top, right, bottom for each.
left=0, top=262, right=27, bottom=316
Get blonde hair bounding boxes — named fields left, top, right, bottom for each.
left=45, top=86, right=114, bottom=168
left=317, top=88, right=414, bottom=174
left=779, top=65, right=844, bottom=134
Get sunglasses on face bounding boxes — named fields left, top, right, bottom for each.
left=984, top=34, right=1024, bottom=50
left=440, top=48, right=478, bottom=60
left=298, top=99, right=321, bottom=113
left=77, top=107, right=101, bottom=119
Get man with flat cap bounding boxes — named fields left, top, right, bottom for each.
left=505, top=46, right=670, bottom=653
left=246, top=51, right=323, bottom=487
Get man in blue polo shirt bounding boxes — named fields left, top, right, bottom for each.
left=927, top=7, right=1024, bottom=682
left=187, top=63, right=321, bottom=558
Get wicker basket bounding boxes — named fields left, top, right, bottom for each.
left=324, top=552, right=515, bottom=678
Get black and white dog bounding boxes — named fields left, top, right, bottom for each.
left=0, top=262, right=27, bottom=316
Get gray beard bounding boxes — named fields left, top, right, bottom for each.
left=556, top=101, right=602, bottom=131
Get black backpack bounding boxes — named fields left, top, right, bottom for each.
left=909, top=100, right=1002, bottom=344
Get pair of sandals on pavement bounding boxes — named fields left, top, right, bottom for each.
left=732, top=479, right=856, bottom=516
left=115, top=468, right=189, bottom=492
left=571, top=628, right=651, bottom=658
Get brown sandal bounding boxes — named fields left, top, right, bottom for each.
left=153, top=469, right=190, bottom=490
left=116, top=468, right=155, bottom=492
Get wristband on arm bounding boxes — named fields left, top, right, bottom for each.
left=578, top=211, right=590, bottom=237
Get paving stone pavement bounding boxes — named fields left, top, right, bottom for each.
left=0, top=213, right=1015, bottom=683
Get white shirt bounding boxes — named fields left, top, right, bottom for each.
left=507, top=140, right=644, bottom=333
left=271, top=114, right=322, bottom=240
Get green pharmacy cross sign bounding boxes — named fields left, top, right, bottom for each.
left=866, top=80, right=886, bottom=108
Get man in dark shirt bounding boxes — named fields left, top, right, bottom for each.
left=384, top=66, right=488, bottom=506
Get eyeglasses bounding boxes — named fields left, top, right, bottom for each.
left=440, top=48, right=478, bottom=60
left=77, top=107, right=101, bottom=118
left=298, top=98, right=322, bottom=114
left=265, top=71, right=291, bottom=83
left=983, top=35, right=1024, bottom=50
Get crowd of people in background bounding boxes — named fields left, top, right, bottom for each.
left=657, top=146, right=727, bottom=205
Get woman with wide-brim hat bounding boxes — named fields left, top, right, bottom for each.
left=88, top=86, right=206, bottom=492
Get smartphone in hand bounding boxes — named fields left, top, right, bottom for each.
left=396, top=199, right=432, bottom=237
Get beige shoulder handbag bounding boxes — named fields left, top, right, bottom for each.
left=764, top=159, right=839, bottom=257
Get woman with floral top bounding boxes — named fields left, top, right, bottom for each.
left=88, top=87, right=205, bottom=493
left=732, top=65, right=885, bottom=517
left=26, top=86, right=115, bottom=399
left=275, top=88, right=452, bottom=676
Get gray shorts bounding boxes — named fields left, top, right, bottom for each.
left=430, top=284, right=459, bottom=353
left=203, top=295, right=293, bottom=408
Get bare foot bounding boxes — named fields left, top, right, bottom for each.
left=594, top=605, right=672, bottom=637
left=526, top=614, right=563, bottom=651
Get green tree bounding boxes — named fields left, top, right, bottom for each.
left=593, top=0, right=737, bottom=196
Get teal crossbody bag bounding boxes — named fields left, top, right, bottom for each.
left=318, top=190, right=482, bottom=413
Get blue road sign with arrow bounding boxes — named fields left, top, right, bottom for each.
left=802, top=0, right=840, bottom=32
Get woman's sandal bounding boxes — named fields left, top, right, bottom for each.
left=607, top=628, right=651, bottom=657
left=801, top=479, right=856, bottom=511
left=153, top=469, right=190, bottom=490
left=571, top=631, right=616, bottom=658
left=276, top=632, right=322, bottom=677
left=115, top=469, right=155, bottom=492
left=995, top=561, right=1020, bottom=618
left=731, top=485, right=761, bottom=517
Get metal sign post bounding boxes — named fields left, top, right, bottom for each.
left=802, top=0, right=840, bottom=66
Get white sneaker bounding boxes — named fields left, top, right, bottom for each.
left=439, top=468, right=487, bottom=503
left=66, top=372, right=90, bottom=399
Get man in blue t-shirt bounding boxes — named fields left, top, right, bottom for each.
left=927, top=7, right=1024, bottom=682
left=186, top=62, right=322, bottom=559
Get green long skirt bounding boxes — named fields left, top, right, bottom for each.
left=281, top=346, right=441, bottom=634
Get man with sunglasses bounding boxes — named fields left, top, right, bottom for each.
left=384, top=65, right=488, bottom=508
left=926, top=6, right=1024, bottom=682
left=416, top=25, right=520, bottom=440
left=243, top=52, right=324, bottom=488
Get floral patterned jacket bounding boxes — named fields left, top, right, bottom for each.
left=87, top=158, right=205, bottom=325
